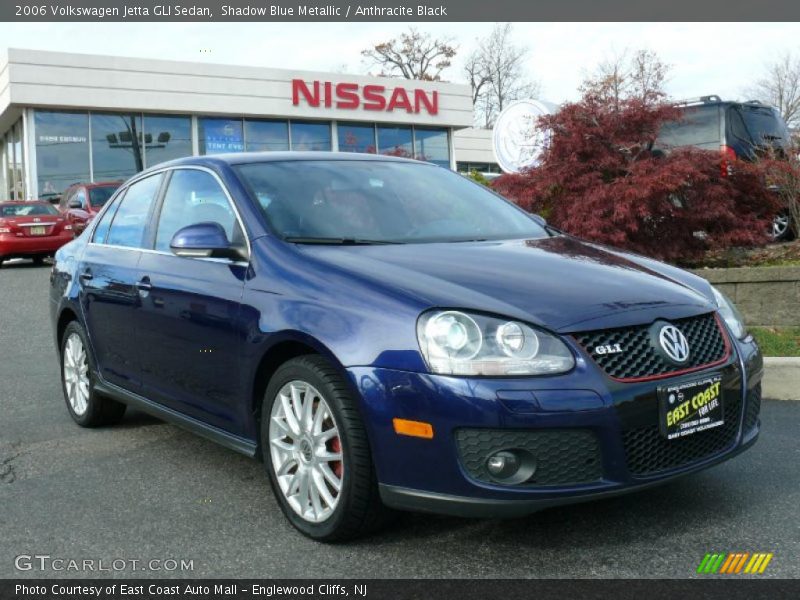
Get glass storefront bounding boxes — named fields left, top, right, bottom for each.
left=338, top=123, right=376, bottom=154
left=29, top=109, right=453, bottom=198
left=245, top=119, right=289, bottom=152
left=290, top=121, right=331, bottom=151
left=414, top=127, right=450, bottom=167
left=144, top=115, right=193, bottom=167
left=91, top=112, right=144, bottom=181
left=198, top=118, right=244, bottom=154
left=377, top=125, right=413, bottom=158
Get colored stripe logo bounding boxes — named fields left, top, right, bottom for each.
left=697, top=552, right=773, bottom=574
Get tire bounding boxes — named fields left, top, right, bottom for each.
left=260, top=355, right=394, bottom=541
left=32, top=256, right=45, bottom=266
left=60, top=321, right=126, bottom=427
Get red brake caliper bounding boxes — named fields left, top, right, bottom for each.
left=330, top=437, right=343, bottom=478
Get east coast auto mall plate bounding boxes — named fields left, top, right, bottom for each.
left=658, top=374, right=724, bottom=440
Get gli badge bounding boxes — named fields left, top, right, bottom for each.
left=594, top=343, right=623, bottom=356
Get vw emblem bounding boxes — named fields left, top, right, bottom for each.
left=659, top=325, right=690, bottom=364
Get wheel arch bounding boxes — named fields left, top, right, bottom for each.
left=249, top=332, right=356, bottom=456
left=56, top=306, right=80, bottom=349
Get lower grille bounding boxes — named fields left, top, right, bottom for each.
left=455, top=429, right=602, bottom=486
left=743, top=384, right=762, bottom=432
left=622, top=393, right=741, bottom=477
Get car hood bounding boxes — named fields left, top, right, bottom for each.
left=294, top=236, right=716, bottom=332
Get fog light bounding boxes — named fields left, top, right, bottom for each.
left=486, top=451, right=519, bottom=478
left=484, top=449, right=537, bottom=485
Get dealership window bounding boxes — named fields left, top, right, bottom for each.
left=245, top=119, right=289, bottom=152
left=35, top=111, right=90, bottom=199
left=199, top=118, right=244, bottom=154
left=0, top=136, right=6, bottom=199
left=377, top=125, right=413, bottom=158
left=457, top=162, right=501, bottom=174
left=144, top=115, right=193, bottom=167
left=91, top=113, right=144, bottom=182
left=289, top=121, right=331, bottom=151
left=338, top=123, right=376, bottom=154
left=414, top=127, right=450, bottom=167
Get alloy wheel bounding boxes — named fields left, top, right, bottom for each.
left=772, top=214, right=790, bottom=239
left=63, top=333, right=90, bottom=416
left=269, top=380, right=344, bottom=523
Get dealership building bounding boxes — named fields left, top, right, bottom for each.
left=0, top=48, right=498, bottom=201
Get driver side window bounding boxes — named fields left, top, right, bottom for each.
left=154, top=169, right=241, bottom=253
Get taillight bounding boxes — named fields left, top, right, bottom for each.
left=720, top=145, right=737, bottom=177
left=0, top=219, right=10, bottom=234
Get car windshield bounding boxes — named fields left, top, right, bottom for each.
left=89, top=185, right=119, bottom=207
left=234, top=160, right=547, bottom=243
left=0, top=203, right=58, bottom=217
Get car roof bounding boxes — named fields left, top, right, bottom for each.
left=135, top=151, right=425, bottom=175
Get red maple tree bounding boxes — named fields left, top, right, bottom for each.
left=493, top=92, right=784, bottom=263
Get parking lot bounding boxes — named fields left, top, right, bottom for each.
left=1, top=261, right=798, bottom=579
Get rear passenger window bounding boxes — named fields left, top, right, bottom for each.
left=154, top=169, right=241, bottom=252
left=92, top=192, right=123, bottom=244
left=106, top=174, right=163, bottom=248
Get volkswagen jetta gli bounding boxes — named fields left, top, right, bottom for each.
left=50, top=153, right=763, bottom=541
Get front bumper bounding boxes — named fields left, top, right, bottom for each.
left=348, top=336, right=763, bottom=517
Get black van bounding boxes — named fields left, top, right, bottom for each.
left=657, top=95, right=794, bottom=240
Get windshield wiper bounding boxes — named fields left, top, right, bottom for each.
left=284, top=236, right=403, bottom=245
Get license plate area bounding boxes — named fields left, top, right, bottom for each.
left=658, top=374, right=724, bottom=440
left=29, top=226, right=46, bottom=236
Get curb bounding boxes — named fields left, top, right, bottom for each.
left=763, top=357, right=800, bottom=401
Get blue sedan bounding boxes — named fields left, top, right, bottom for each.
left=50, top=152, right=763, bottom=541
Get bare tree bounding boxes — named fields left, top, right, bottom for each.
left=582, top=48, right=670, bottom=108
left=746, top=53, right=800, bottom=128
left=464, top=23, right=540, bottom=128
left=361, top=28, right=457, bottom=81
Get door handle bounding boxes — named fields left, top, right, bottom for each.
left=136, top=277, right=152, bottom=292
left=79, top=270, right=93, bottom=281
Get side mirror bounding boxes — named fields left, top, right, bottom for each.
left=170, top=222, right=246, bottom=261
left=68, top=199, right=82, bottom=209
left=530, top=213, right=547, bottom=228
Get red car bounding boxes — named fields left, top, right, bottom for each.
left=0, top=201, right=75, bottom=266
left=58, top=181, right=121, bottom=235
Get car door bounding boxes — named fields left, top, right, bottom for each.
left=135, top=168, right=248, bottom=433
left=78, top=173, right=164, bottom=391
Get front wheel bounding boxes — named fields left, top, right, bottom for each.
left=261, top=355, right=393, bottom=541
left=60, top=321, right=126, bottom=427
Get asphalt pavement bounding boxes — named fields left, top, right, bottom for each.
left=1, top=260, right=798, bottom=579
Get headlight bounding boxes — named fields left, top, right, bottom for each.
left=711, top=286, right=747, bottom=339
left=417, top=310, right=575, bottom=376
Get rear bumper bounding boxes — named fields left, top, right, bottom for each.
left=349, top=336, right=763, bottom=517
left=0, top=234, right=72, bottom=257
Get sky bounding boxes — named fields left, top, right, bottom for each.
left=1, top=22, right=799, bottom=103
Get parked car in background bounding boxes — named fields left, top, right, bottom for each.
left=50, top=153, right=762, bottom=541
left=58, top=182, right=121, bottom=236
left=656, top=95, right=795, bottom=240
left=0, top=201, right=74, bottom=266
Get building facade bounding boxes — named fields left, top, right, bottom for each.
left=0, top=48, right=498, bottom=201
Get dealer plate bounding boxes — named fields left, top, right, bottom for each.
left=658, top=374, right=724, bottom=440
